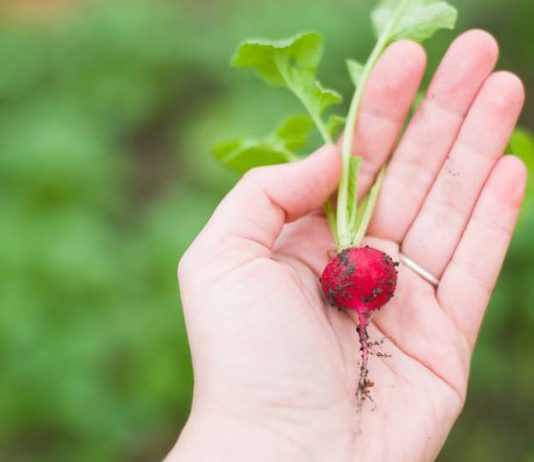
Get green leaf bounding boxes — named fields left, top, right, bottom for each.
left=213, top=140, right=291, bottom=173
left=232, top=32, right=341, bottom=143
left=292, top=72, right=342, bottom=120
left=275, top=115, right=314, bottom=152
left=232, top=32, right=323, bottom=87
left=346, top=59, right=364, bottom=86
left=372, top=0, right=457, bottom=43
left=213, top=115, right=313, bottom=172
left=326, top=114, right=346, bottom=140
left=314, top=80, right=343, bottom=112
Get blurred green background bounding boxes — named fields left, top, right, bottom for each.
left=0, top=0, right=532, bottom=460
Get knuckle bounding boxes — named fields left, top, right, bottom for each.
left=237, top=166, right=274, bottom=200
left=241, top=166, right=268, bottom=185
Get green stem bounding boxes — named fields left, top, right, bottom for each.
left=288, top=85, right=336, bottom=236
left=293, top=88, right=333, bottom=144
left=323, top=200, right=338, bottom=247
left=347, top=156, right=363, bottom=234
left=336, top=0, right=411, bottom=249
left=311, top=110, right=333, bottom=144
left=352, top=167, right=386, bottom=246
left=275, top=58, right=333, bottom=145
left=275, top=61, right=337, bottom=236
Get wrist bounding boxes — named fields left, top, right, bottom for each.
left=166, top=408, right=313, bottom=462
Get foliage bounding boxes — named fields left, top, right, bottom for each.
left=216, top=0, right=459, bottom=251
left=0, top=0, right=533, bottom=461
left=0, top=1, right=197, bottom=460
left=213, top=115, right=313, bottom=171
left=371, top=0, right=457, bottom=43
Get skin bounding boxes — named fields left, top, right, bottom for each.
left=168, top=30, right=527, bottom=462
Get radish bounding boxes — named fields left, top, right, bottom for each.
left=216, top=0, right=459, bottom=407
left=320, top=247, right=398, bottom=404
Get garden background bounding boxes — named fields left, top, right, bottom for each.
left=0, top=0, right=532, bottom=460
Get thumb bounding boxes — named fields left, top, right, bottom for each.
left=193, top=144, right=340, bottom=258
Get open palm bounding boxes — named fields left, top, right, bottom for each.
left=172, top=31, right=526, bottom=462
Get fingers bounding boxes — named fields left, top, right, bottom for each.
left=190, top=144, right=341, bottom=261
left=401, top=71, right=525, bottom=277
left=438, top=156, right=527, bottom=346
left=341, top=39, right=426, bottom=196
left=370, top=30, right=499, bottom=242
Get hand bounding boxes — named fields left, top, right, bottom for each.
left=168, top=30, right=526, bottom=462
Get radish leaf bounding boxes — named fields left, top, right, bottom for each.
left=232, top=32, right=323, bottom=86
left=326, top=114, right=346, bottom=139
left=372, top=0, right=457, bottom=43
left=232, top=32, right=342, bottom=143
left=217, top=0, right=460, bottom=248
left=213, top=115, right=312, bottom=172
left=276, top=115, right=315, bottom=151
left=347, top=59, right=364, bottom=86
left=214, top=141, right=291, bottom=172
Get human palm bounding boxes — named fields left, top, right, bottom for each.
left=263, top=216, right=463, bottom=461
left=172, top=30, right=526, bottom=462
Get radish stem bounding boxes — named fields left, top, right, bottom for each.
left=336, top=0, right=411, bottom=249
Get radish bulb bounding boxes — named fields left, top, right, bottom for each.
left=320, top=247, right=398, bottom=405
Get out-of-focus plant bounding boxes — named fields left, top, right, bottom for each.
left=0, top=1, right=199, bottom=460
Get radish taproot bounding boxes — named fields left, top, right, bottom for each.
left=320, top=247, right=398, bottom=404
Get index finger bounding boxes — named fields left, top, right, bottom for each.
left=340, top=39, right=427, bottom=197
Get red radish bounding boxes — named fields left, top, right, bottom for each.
left=320, top=246, right=398, bottom=405
left=223, top=0, right=458, bottom=411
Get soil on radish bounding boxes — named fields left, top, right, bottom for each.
left=320, top=246, right=398, bottom=407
